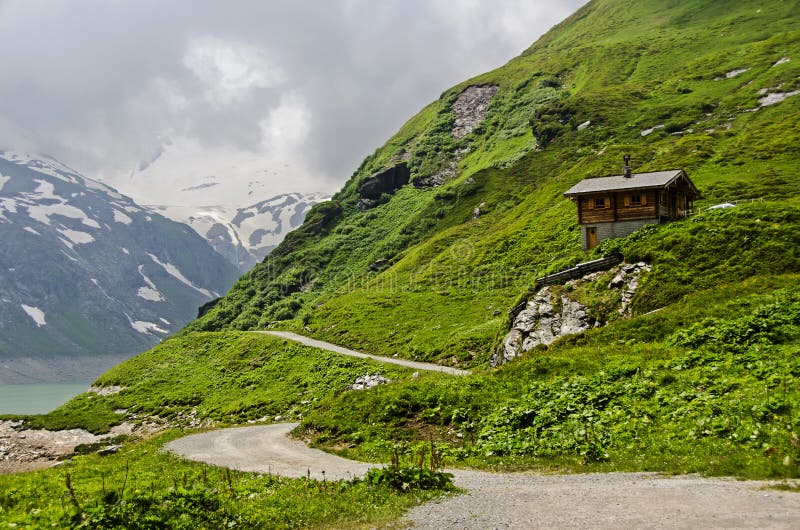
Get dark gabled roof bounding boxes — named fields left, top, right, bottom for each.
left=564, top=170, right=699, bottom=196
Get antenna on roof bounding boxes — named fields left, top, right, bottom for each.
left=623, top=155, right=632, bottom=178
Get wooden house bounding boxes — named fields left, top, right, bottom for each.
left=564, top=158, right=700, bottom=250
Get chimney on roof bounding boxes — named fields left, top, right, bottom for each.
left=623, top=155, right=632, bottom=178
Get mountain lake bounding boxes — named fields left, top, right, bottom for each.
left=0, top=383, right=89, bottom=415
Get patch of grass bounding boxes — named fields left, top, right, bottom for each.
left=768, top=482, right=800, bottom=493
left=0, top=432, right=449, bottom=528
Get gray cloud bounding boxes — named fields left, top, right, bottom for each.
left=0, top=0, right=586, bottom=204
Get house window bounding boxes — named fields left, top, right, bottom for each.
left=593, top=197, right=606, bottom=209
left=630, top=194, right=642, bottom=206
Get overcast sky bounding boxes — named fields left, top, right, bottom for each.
left=0, top=0, right=586, bottom=206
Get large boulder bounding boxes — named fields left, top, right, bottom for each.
left=358, top=163, right=410, bottom=201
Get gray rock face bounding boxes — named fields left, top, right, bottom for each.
left=412, top=86, right=497, bottom=189
left=491, top=262, right=651, bottom=367
left=611, top=261, right=651, bottom=315
left=358, top=163, right=410, bottom=201
left=452, top=85, right=499, bottom=139
left=492, top=286, right=595, bottom=367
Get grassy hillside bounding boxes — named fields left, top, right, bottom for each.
left=20, top=332, right=417, bottom=434
left=180, top=0, right=799, bottom=480
left=301, top=218, right=800, bottom=478
left=188, top=0, right=800, bottom=369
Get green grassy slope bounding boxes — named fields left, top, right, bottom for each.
left=300, top=224, right=800, bottom=478
left=188, top=0, right=800, bottom=369
left=17, top=332, right=416, bottom=434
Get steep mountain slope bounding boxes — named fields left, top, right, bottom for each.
left=149, top=193, right=329, bottom=271
left=0, top=151, right=240, bottom=382
left=190, top=0, right=800, bottom=367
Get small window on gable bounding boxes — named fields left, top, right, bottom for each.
left=593, top=197, right=606, bottom=209
left=630, top=194, right=642, bottom=206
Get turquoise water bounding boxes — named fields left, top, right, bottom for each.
left=0, top=383, right=89, bottom=415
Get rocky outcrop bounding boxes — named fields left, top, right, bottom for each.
left=452, top=85, right=499, bottom=139
left=610, top=261, right=651, bottom=315
left=412, top=86, right=498, bottom=189
left=368, top=258, right=389, bottom=271
left=347, top=374, right=389, bottom=390
left=88, top=385, right=125, bottom=396
left=491, top=261, right=651, bottom=367
left=491, top=286, right=596, bottom=367
left=358, top=163, right=411, bottom=210
left=0, top=419, right=135, bottom=473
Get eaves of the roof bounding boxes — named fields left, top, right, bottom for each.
left=563, top=170, right=688, bottom=196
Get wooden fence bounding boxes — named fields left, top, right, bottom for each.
left=534, top=255, right=622, bottom=287
left=679, top=197, right=765, bottom=218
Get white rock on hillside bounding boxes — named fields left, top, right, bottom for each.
left=491, top=262, right=651, bottom=367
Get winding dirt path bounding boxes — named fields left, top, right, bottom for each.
left=166, top=424, right=800, bottom=528
left=256, top=330, right=470, bottom=375
left=165, top=423, right=372, bottom=481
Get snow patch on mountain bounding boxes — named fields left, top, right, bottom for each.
left=130, top=320, right=169, bottom=335
left=150, top=192, right=329, bottom=271
left=25, top=201, right=99, bottom=228
left=137, top=265, right=165, bottom=302
left=20, top=305, right=46, bottom=327
left=58, top=228, right=95, bottom=246
left=113, top=209, right=133, bottom=225
left=148, top=253, right=215, bottom=298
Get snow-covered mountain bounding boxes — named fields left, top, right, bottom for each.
left=0, top=151, right=240, bottom=383
left=149, top=192, right=329, bottom=271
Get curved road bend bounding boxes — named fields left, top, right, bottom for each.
left=166, top=424, right=800, bottom=529
left=254, top=330, right=470, bottom=376
left=165, top=423, right=374, bottom=481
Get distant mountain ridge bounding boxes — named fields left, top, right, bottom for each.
left=0, top=150, right=240, bottom=383
left=149, top=192, right=329, bottom=271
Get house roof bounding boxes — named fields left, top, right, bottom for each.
left=564, top=170, right=698, bottom=196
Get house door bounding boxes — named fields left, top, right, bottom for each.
left=586, top=227, right=598, bottom=249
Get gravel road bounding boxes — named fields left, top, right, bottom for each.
left=404, top=470, right=800, bottom=529
left=165, top=423, right=373, bottom=481
left=255, top=330, right=470, bottom=375
left=166, top=424, right=800, bottom=528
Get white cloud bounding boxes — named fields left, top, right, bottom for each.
left=0, top=0, right=588, bottom=207
left=183, top=36, right=286, bottom=106
left=153, top=77, right=191, bottom=112
left=427, top=0, right=579, bottom=52
left=259, top=93, right=312, bottom=152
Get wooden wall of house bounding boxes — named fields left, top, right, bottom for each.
left=577, top=190, right=658, bottom=224
left=616, top=191, right=658, bottom=220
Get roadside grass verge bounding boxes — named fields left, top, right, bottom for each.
left=0, top=431, right=451, bottom=528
